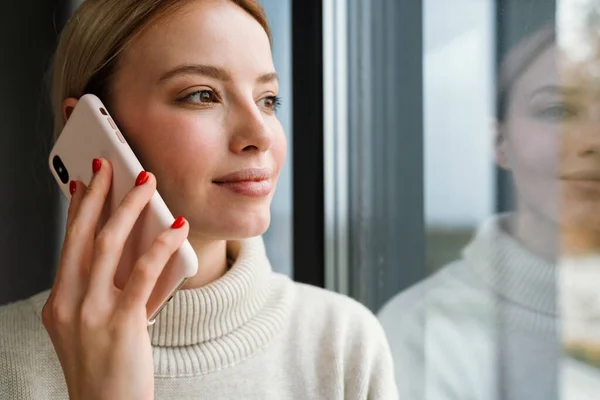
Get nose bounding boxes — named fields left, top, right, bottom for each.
left=567, top=120, right=600, bottom=158
left=228, top=102, right=273, bottom=154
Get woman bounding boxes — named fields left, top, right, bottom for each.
left=379, top=21, right=600, bottom=399
left=0, top=1, right=398, bottom=399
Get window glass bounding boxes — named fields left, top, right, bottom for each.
left=368, top=1, right=600, bottom=399
left=261, top=0, right=294, bottom=277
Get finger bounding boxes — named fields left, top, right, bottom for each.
left=86, top=171, right=157, bottom=297
left=121, top=217, right=189, bottom=307
left=55, top=158, right=113, bottom=293
left=51, top=180, right=88, bottom=294
left=65, top=180, right=85, bottom=228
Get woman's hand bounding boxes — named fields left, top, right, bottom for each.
left=41, top=158, right=189, bottom=400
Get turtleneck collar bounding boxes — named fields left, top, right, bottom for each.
left=148, top=236, right=273, bottom=347
left=462, top=214, right=557, bottom=317
left=30, top=235, right=293, bottom=377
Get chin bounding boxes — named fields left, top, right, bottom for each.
left=228, top=218, right=271, bottom=239
left=561, top=206, right=600, bottom=232
left=196, top=208, right=272, bottom=240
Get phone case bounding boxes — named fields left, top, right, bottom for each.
left=48, top=94, right=198, bottom=325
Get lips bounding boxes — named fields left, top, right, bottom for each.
left=213, top=168, right=272, bottom=183
left=561, top=171, right=600, bottom=181
left=561, top=171, right=600, bottom=193
left=213, top=168, right=273, bottom=197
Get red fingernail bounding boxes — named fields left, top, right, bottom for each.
left=69, top=180, right=77, bottom=195
left=171, top=216, right=185, bottom=229
left=92, top=158, right=102, bottom=173
left=135, top=171, right=149, bottom=186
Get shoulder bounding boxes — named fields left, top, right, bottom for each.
left=0, top=288, right=53, bottom=357
left=269, top=273, right=387, bottom=345
left=271, top=274, right=398, bottom=398
left=0, top=289, right=49, bottom=341
left=374, top=261, right=469, bottom=372
left=284, top=278, right=384, bottom=338
left=378, top=258, right=488, bottom=330
left=376, top=260, right=499, bottom=399
left=0, top=290, right=63, bottom=399
left=378, top=257, right=496, bottom=350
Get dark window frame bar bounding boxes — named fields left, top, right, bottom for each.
left=291, top=0, right=326, bottom=287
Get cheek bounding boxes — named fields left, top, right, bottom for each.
left=122, top=105, right=225, bottom=177
left=507, top=117, right=559, bottom=176
left=270, top=121, right=288, bottom=175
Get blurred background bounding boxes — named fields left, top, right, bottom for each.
left=0, top=0, right=554, bottom=310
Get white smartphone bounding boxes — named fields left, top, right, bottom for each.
left=48, top=94, right=198, bottom=325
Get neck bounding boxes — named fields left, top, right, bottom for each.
left=511, top=202, right=559, bottom=262
left=181, top=232, right=229, bottom=290
left=561, top=225, right=600, bottom=257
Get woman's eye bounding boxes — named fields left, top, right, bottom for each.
left=258, top=95, right=282, bottom=112
left=183, top=90, right=218, bottom=104
left=537, top=104, right=579, bottom=121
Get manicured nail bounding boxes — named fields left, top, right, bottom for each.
left=69, top=180, right=77, bottom=195
left=92, top=158, right=102, bottom=173
left=171, top=216, right=185, bottom=229
left=135, top=171, right=149, bottom=186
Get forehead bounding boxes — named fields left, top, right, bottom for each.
left=513, top=44, right=600, bottom=97
left=561, top=56, right=600, bottom=93
left=511, top=45, right=559, bottom=97
left=120, top=0, right=274, bottom=78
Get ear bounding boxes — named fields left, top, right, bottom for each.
left=63, top=97, right=79, bottom=122
left=493, top=119, right=510, bottom=170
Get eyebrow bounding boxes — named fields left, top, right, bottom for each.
left=530, top=85, right=581, bottom=99
left=257, top=72, right=279, bottom=84
left=158, top=64, right=279, bottom=84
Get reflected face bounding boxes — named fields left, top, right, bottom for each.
left=499, top=45, right=561, bottom=223
left=500, top=43, right=600, bottom=231
left=107, top=0, right=287, bottom=240
left=558, top=51, right=600, bottom=231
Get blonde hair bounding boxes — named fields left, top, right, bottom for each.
left=51, top=0, right=271, bottom=140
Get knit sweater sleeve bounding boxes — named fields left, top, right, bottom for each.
left=0, top=291, right=66, bottom=400
left=0, top=299, right=34, bottom=400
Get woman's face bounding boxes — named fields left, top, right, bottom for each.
left=499, top=43, right=600, bottom=232
left=108, top=0, right=286, bottom=241
left=559, top=51, right=600, bottom=233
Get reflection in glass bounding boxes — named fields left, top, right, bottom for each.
left=376, top=2, right=582, bottom=399
left=558, top=0, right=600, bottom=397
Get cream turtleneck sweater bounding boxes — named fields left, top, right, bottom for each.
left=0, top=236, right=398, bottom=399
left=378, top=214, right=560, bottom=400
